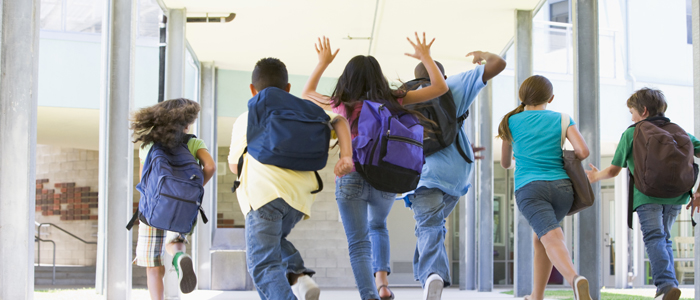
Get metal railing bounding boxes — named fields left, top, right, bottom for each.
left=34, top=236, right=56, bottom=285
left=35, top=222, right=97, bottom=285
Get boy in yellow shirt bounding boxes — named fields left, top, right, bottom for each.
left=228, top=58, right=353, bottom=300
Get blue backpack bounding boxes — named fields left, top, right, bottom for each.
left=353, top=100, right=425, bottom=193
left=126, top=135, right=208, bottom=233
left=232, top=87, right=331, bottom=194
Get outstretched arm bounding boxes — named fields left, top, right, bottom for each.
left=330, top=116, right=353, bottom=176
left=585, top=164, right=621, bottom=183
left=466, top=51, right=506, bottom=83
left=196, top=149, right=216, bottom=186
left=302, top=36, right=338, bottom=111
left=402, top=32, right=449, bottom=105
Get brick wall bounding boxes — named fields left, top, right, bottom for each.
left=216, top=146, right=355, bottom=287
left=35, top=146, right=99, bottom=266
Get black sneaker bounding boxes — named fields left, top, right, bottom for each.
left=173, top=252, right=197, bottom=294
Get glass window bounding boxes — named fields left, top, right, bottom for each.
left=138, top=0, right=162, bottom=38
left=549, top=0, right=570, bottom=24
left=40, top=0, right=162, bottom=37
left=40, top=0, right=63, bottom=31
left=64, top=0, right=102, bottom=33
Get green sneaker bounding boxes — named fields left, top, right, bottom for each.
left=172, top=252, right=197, bottom=294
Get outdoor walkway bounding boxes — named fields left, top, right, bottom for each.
left=33, top=287, right=697, bottom=300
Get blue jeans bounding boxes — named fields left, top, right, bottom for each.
left=407, top=187, right=460, bottom=288
left=636, top=203, right=681, bottom=294
left=245, top=198, right=315, bottom=300
left=336, top=172, right=396, bottom=300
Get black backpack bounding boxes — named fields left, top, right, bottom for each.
left=404, top=78, right=472, bottom=163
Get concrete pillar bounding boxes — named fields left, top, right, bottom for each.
left=477, top=83, right=493, bottom=292
left=194, top=62, right=217, bottom=290
left=692, top=0, right=700, bottom=299
left=0, top=0, right=40, bottom=299
left=513, top=9, right=534, bottom=298
left=460, top=101, right=478, bottom=290
left=164, top=8, right=186, bottom=100
left=163, top=8, right=186, bottom=299
left=94, top=0, right=135, bottom=298
left=572, top=0, right=601, bottom=299
left=614, top=173, right=629, bottom=288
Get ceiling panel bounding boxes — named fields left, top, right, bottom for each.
left=166, top=0, right=542, bottom=79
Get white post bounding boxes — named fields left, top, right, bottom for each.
left=195, top=62, right=217, bottom=289
left=573, top=0, right=601, bottom=299
left=477, top=83, right=494, bottom=292
left=461, top=96, right=478, bottom=290
left=513, top=9, right=534, bottom=298
left=95, top=0, right=136, bottom=298
left=0, top=0, right=40, bottom=299
left=692, top=0, right=700, bottom=299
left=163, top=8, right=187, bottom=299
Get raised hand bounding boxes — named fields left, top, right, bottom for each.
left=404, top=32, right=435, bottom=61
left=334, top=156, right=354, bottom=177
left=315, top=36, right=340, bottom=66
left=466, top=51, right=487, bottom=65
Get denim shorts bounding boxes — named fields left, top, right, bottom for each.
left=514, top=179, right=574, bottom=239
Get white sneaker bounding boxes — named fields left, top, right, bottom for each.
left=572, top=276, right=592, bottom=300
left=423, top=274, right=444, bottom=300
left=291, top=275, right=320, bottom=300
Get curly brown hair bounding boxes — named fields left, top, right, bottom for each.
left=130, top=98, right=200, bottom=149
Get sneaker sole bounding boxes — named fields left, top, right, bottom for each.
left=663, top=288, right=681, bottom=300
left=574, top=277, right=591, bottom=300
left=178, top=255, right=197, bottom=294
left=425, top=279, right=443, bottom=300
left=303, top=286, right=320, bottom=300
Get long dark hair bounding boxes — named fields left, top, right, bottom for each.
left=130, top=98, right=200, bottom=148
left=497, top=75, right=553, bottom=142
left=331, top=55, right=429, bottom=131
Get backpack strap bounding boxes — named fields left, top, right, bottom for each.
left=231, top=147, right=247, bottom=193
left=126, top=210, right=140, bottom=230
left=627, top=171, right=635, bottom=229
left=457, top=110, right=469, bottom=124
left=199, top=207, right=209, bottom=224
left=453, top=110, right=473, bottom=164
left=231, top=147, right=324, bottom=195
left=311, top=171, right=323, bottom=194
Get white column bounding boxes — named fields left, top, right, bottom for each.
left=477, top=83, right=494, bottom=292
left=195, top=62, right=217, bottom=290
left=163, top=8, right=187, bottom=299
left=692, top=0, right=700, bottom=299
left=95, top=0, right=135, bottom=298
left=513, top=9, right=534, bottom=298
left=573, top=0, right=601, bottom=299
left=460, top=98, right=478, bottom=290
left=164, top=8, right=186, bottom=100
left=614, top=173, right=629, bottom=288
left=0, top=0, right=40, bottom=299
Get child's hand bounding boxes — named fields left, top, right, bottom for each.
left=466, top=51, right=487, bottom=65
left=404, top=32, right=435, bottom=61
left=585, top=163, right=599, bottom=183
left=334, top=156, right=353, bottom=177
left=315, top=36, right=339, bottom=66
left=686, top=192, right=700, bottom=219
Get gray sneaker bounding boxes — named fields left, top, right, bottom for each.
left=655, top=287, right=681, bottom=300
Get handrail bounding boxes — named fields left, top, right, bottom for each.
left=35, top=236, right=56, bottom=285
left=37, top=223, right=97, bottom=245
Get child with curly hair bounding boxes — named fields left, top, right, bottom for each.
left=131, top=98, right=216, bottom=299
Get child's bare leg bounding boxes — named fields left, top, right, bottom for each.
left=528, top=232, right=553, bottom=300
left=146, top=266, right=165, bottom=300
left=539, top=228, right=577, bottom=284
left=165, top=242, right=186, bottom=256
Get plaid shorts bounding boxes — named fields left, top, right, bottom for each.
left=134, top=224, right=189, bottom=267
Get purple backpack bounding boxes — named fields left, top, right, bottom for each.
left=353, top=100, right=424, bottom=193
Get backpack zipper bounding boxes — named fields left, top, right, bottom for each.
left=159, top=192, right=197, bottom=204
left=387, top=135, right=422, bottom=147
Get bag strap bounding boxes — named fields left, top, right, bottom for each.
left=455, top=134, right=473, bottom=164
left=560, top=113, right=570, bottom=149
left=126, top=210, right=139, bottom=230
left=231, top=147, right=247, bottom=193
left=199, top=207, right=209, bottom=224
left=231, top=147, right=323, bottom=195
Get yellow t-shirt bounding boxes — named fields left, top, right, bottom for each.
left=228, top=111, right=339, bottom=219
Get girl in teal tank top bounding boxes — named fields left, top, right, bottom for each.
left=497, top=75, right=592, bottom=300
